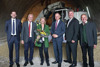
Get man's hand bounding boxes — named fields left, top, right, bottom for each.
left=52, top=34, right=58, bottom=38
left=64, top=37, right=66, bottom=40
left=21, top=40, right=24, bottom=44
left=94, top=45, right=97, bottom=48
left=72, top=40, right=75, bottom=43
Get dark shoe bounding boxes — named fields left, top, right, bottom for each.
left=58, top=63, right=61, bottom=67
left=9, top=64, right=13, bottom=67
left=30, top=61, right=34, bottom=65
left=24, top=62, right=28, bottom=66
left=64, top=60, right=72, bottom=63
left=83, top=63, right=88, bottom=67
left=40, top=62, right=44, bottom=65
left=69, top=64, right=76, bottom=67
left=47, top=62, right=50, bottom=66
left=16, top=63, right=20, bottom=67
left=83, top=65, right=88, bottom=67
left=52, top=61, right=58, bottom=64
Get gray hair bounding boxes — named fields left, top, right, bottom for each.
left=28, top=14, right=34, bottom=18
left=68, top=9, right=74, bottom=13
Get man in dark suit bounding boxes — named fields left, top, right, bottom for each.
left=64, top=9, right=79, bottom=67
left=5, top=11, right=21, bottom=67
left=79, top=14, right=97, bottom=67
left=51, top=13, right=65, bottom=67
left=21, top=14, right=37, bottom=66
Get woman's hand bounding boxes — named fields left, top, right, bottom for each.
left=37, top=29, right=41, bottom=32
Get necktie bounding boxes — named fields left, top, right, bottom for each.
left=55, top=21, right=58, bottom=30
left=29, top=22, right=31, bottom=37
left=13, top=20, right=15, bottom=34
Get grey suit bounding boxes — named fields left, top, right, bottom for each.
left=21, top=21, right=37, bottom=43
left=21, top=21, right=37, bottom=62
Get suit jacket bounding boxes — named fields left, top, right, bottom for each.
left=65, top=17, right=79, bottom=41
left=5, top=19, right=22, bottom=42
left=79, top=22, right=97, bottom=46
left=35, top=24, right=50, bottom=48
left=51, top=20, right=65, bottom=42
left=21, top=21, right=37, bottom=43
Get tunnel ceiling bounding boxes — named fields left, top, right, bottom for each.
left=0, top=0, right=100, bottom=37
left=1, top=0, right=100, bottom=20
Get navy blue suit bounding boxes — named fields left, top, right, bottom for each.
left=51, top=20, right=65, bottom=63
left=5, top=19, right=21, bottom=65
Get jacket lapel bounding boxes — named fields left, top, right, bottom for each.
left=67, top=18, right=74, bottom=28
left=85, top=22, right=89, bottom=35
left=40, top=24, right=46, bottom=31
left=16, top=19, right=19, bottom=31
left=26, top=21, right=29, bottom=34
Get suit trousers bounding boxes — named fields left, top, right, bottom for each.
left=53, top=39, right=62, bottom=63
left=81, top=42, right=94, bottom=67
left=8, top=36, right=20, bottom=65
left=66, top=41, right=77, bottom=65
left=24, top=37, right=34, bottom=62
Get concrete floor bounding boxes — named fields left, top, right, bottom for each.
left=0, top=57, right=100, bottom=67
left=0, top=42, right=100, bottom=67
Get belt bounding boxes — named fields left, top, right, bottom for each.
left=11, top=35, right=16, bottom=37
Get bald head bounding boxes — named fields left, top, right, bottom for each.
left=28, top=14, right=34, bottom=22
left=55, top=13, right=61, bottom=21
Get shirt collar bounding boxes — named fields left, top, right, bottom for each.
left=28, top=21, right=32, bottom=23
left=11, top=18, right=16, bottom=21
left=85, top=21, right=88, bottom=23
left=82, top=21, right=88, bottom=25
left=56, top=19, right=60, bottom=23
left=69, top=17, right=73, bottom=20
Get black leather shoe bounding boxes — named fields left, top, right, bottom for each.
left=24, top=62, right=28, bottom=66
left=58, top=63, right=61, bottom=67
left=9, top=64, right=13, bottom=67
left=40, top=62, right=44, bottom=65
left=30, top=61, right=34, bottom=65
left=69, top=64, right=76, bottom=67
left=47, top=62, right=50, bottom=66
left=83, top=65, right=88, bottom=67
left=16, top=63, right=20, bottom=67
left=52, top=61, right=58, bottom=64
left=83, top=63, right=88, bottom=67
left=64, top=60, right=72, bottom=64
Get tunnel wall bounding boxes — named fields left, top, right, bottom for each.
left=0, top=0, right=40, bottom=37
left=73, top=0, right=100, bottom=31
left=0, top=0, right=100, bottom=38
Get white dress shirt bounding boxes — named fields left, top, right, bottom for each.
left=28, top=21, right=32, bottom=37
left=83, top=21, right=88, bottom=25
left=55, top=19, right=60, bottom=27
left=55, top=20, right=60, bottom=26
left=11, top=18, right=16, bottom=35
left=42, top=27, right=45, bottom=41
left=67, top=18, right=73, bottom=27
